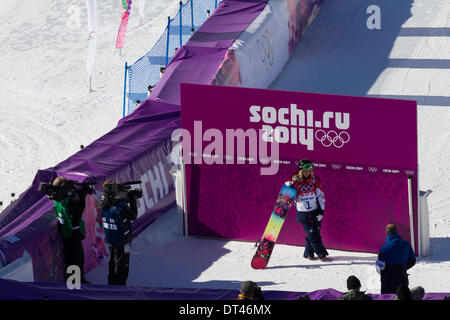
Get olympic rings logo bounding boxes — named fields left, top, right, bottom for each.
left=368, top=167, right=378, bottom=173
left=315, top=130, right=350, bottom=148
left=256, top=29, right=274, bottom=68
left=331, top=164, right=341, bottom=170
left=405, top=170, right=415, bottom=176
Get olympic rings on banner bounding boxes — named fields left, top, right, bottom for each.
left=256, top=29, right=274, bottom=67
left=315, top=130, right=350, bottom=148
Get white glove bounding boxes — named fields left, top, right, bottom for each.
left=317, top=214, right=323, bottom=222
left=285, top=181, right=293, bottom=187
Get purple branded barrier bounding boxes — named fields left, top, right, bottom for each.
left=180, top=83, right=418, bottom=254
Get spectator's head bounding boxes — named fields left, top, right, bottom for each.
left=346, top=275, right=362, bottom=292
left=385, top=224, right=397, bottom=236
left=410, top=286, right=425, bottom=300
left=136, top=100, right=141, bottom=105
left=395, top=284, right=412, bottom=300
left=239, top=281, right=260, bottom=300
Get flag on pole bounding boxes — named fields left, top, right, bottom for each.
left=116, top=0, right=132, bottom=49
left=86, top=0, right=97, bottom=79
left=139, top=0, right=145, bottom=25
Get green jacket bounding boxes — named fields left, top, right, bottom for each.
left=339, top=290, right=373, bottom=300
left=54, top=198, right=85, bottom=239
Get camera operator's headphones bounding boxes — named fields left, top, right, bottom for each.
left=99, top=180, right=116, bottom=210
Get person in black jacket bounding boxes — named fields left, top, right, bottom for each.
left=237, top=281, right=264, bottom=300
left=99, top=181, right=138, bottom=286
left=376, top=224, right=416, bottom=294
left=339, top=275, right=373, bottom=300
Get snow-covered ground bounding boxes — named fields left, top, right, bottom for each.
left=0, top=0, right=179, bottom=206
left=2, top=0, right=450, bottom=295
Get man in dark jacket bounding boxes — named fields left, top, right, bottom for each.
left=99, top=181, right=138, bottom=286
left=339, top=275, right=373, bottom=300
left=376, top=224, right=416, bottom=294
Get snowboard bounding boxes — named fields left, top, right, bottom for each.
left=251, top=183, right=297, bottom=269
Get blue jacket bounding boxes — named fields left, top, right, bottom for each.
left=100, top=201, right=135, bottom=246
left=377, top=232, right=416, bottom=294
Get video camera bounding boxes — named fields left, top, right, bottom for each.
left=99, top=181, right=142, bottom=209
left=38, top=180, right=96, bottom=201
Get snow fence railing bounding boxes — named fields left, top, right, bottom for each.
left=124, top=0, right=224, bottom=116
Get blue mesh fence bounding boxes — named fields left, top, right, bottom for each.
left=124, top=0, right=224, bottom=116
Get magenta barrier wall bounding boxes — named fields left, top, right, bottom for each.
left=180, top=83, right=418, bottom=254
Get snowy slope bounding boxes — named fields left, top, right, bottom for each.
left=0, top=0, right=179, bottom=206
left=1, top=0, right=450, bottom=295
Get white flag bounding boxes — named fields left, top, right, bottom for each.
left=86, top=0, right=97, bottom=78
left=139, top=0, right=145, bottom=24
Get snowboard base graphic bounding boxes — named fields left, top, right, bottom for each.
left=251, top=184, right=297, bottom=269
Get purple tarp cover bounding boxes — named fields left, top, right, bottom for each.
left=0, top=278, right=448, bottom=300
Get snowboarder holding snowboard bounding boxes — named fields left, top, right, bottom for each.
left=286, top=159, right=329, bottom=261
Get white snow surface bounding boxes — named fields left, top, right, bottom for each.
left=1, top=0, right=450, bottom=295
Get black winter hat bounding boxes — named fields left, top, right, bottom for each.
left=346, top=275, right=362, bottom=290
left=395, top=284, right=412, bottom=300
left=240, top=281, right=259, bottom=297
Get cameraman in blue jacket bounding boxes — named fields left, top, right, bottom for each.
left=376, top=224, right=416, bottom=294
left=99, top=181, right=139, bottom=286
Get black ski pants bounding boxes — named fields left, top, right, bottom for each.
left=62, top=229, right=86, bottom=282
left=107, top=244, right=130, bottom=286
left=296, top=209, right=328, bottom=258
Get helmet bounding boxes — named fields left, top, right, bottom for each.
left=297, top=159, right=313, bottom=171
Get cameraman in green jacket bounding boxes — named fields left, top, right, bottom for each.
left=53, top=177, right=89, bottom=284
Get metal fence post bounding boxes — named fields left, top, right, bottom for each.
left=166, top=17, right=171, bottom=66
left=190, top=0, right=194, bottom=32
left=122, top=61, right=128, bottom=117
left=179, top=1, right=183, bottom=48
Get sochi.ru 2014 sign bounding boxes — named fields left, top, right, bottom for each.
left=179, top=83, right=417, bottom=172
left=179, top=83, right=418, bottom=254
